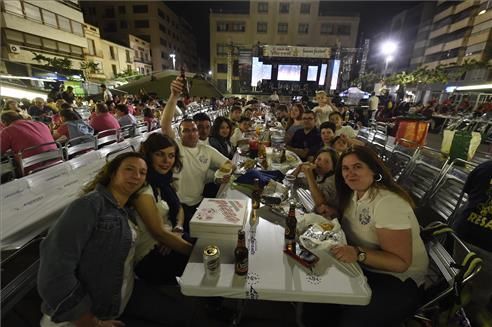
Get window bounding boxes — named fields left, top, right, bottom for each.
left=5, top=29, right=24, bottom=43
left=109, top=46, right=116, bottom=60
left=337, top=24, right=351, bottom=35
left=42, top=9, right=57, bottom=27
left=159, top=24, right=166, bottom=33
left=217, top=44, right=228, bottom=56
left=127, top=64, right=132, bottom=71
left=103, top=7, right=115, bottom=18
left=104, top=22, right=117, bottom=33
left=300, top=3, right=311, bottom=14
left=58, top=16, right=71, bottom=32
left=320, top=23, right=335, bottom=35
left=112, top=64, right=117, bottom=76
left=72, top=22, right=84, bottom=36
left=43, top=38, right=57, bottom=50
left=25, top=34, right=42, bottom=47
left=217, top=63, right=228, bottom=73
left=24, top=3, right=42, bottom=22
left=120, top=20, right=128, bottom=28
left=87, top=39, right=96, bottom=55
left=258, top=2, right=268, bottom=13
left=278, top=23, right=288, bottom=33
left=133, top=5, right=148, bottom=13
left=58, top=42, right=70, bottom=53
left=231, top=22, right=245, bottom=32
left=298, top=23, right=309, bottom=34
left=71, top=45, right=83, bottom=57
left=3, top=0, right=23, bottom=15
left=135, top=20, right=149, bottom=28
left=118, top=6, right=126, bottom=14
left=279, top=3, right=290, bottom=14
left=126, top=50, right=131, bottom=62
left=257, top=22, right=267, bottom=33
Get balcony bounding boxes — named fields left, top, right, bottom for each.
left=440, top=57, right=459, bottom=66
left=467, top=31, right=490, bottom=46
left=454, top=1, right=475, bottom=15
left=424, top=61, right=440, bottom=69
left=474, top=10, right=492, bottom=25
left=443, top=38, right=464, bottom=51
left=449, top=17, right=471, bottom=33
left=433, top=6, right=454, bottom=23
left=429, top=25, right=448, bottom=39
left=424, top=43, right=444, bottom=56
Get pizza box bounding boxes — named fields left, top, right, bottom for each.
left=190, top=198, right=249, bottom=239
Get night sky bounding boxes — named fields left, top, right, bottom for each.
left=167, top=0, right=422, bottom=70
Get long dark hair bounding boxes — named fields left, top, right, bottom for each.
left=210, top=116, right=233, bottom=140
left=82, top=152, right=147, bottom=195
left=287, top=103, right=304, bottom=129
left=335, top=145, right=414, bottom=213
left=139, top=133, right=182, bottom=173
left=314, top=148, right=338, bottom=184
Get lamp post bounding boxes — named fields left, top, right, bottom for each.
left=169, top=53, right=176, bottom=70
left=380, top=40, right=397, bottom=77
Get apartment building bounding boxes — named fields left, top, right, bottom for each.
left=210, top=0, right=359, bottom=92
left=80, top=1, right=198, bottom=73
left=83, top=24, right=136, bottom=81
left=0, top=0, right=86, bottom=77
left=422, top=0, right=491, bottom=72
left=129, top=34, right=152, bottom=76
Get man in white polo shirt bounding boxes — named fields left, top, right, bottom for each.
left=161, top=78, right=232, bottom=231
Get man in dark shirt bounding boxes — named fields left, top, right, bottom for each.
left=287, top=110, right=321, bottom=161
left=62, top=86, right=75, bottom=104
left=28, top=98, right=52, bottom=124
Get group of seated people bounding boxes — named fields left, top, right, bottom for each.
left=4, top=78, right=489, bottom=326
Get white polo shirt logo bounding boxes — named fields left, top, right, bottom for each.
left=358, top=207, right=371, bottom=225
left=198, top=154, right=209, bottom=164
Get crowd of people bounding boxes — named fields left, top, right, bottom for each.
left=1, top=77, right=490, bottom=327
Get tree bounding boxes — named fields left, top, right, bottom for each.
left=352, top=71, right=381, bottom=91
left=32, top=52, right=73, bottom=72
left=80, top=60, right=100, bottom=74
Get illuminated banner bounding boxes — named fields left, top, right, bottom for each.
left=263, top=45, right=331, bottom=59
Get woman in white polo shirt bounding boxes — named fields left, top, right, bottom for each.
left=304, top=145, right=428, bottom=327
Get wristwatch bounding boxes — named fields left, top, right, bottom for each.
left=356, top=247, right=367, bottom=263
left=173, top=225, right=184, bottom=233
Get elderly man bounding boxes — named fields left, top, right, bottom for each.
left=28, top=98, right=52, bottom=123
left=161, top=78, right=232, bottom=230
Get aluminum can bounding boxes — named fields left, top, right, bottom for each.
left=203, top=245, right=220, bottom=277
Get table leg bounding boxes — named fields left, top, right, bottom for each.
left=295, top=302, right=306, bottom=327
left=231, top=299, right=247, bottom=326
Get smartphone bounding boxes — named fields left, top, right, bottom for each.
left=284, top=243, right=319, bottom=268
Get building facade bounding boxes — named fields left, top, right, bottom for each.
left=210, top=0, right=360, bottom=92
left=80, top=1, right=198, bottom=74
left=129, top=34, right=152, bottom=76
left=1, top=0, right=86, bottom=78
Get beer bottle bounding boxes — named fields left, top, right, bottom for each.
left=285, top=202, right=297, bottom=252
left=180, top=65, right=190, bottom=98
left=251, top=178, right=262, bottom=210
left=234, top=230, right=249, bottom=276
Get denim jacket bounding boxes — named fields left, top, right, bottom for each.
left=38, top=184, right=134, bottom=322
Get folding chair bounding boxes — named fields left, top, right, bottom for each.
left=413, top=222, right=482, bottom=325
left=119, top=124, right=136, bottom=139
left=1, top=152, right=17, bottom=183
left=96, top=129, right=119, bottom=149
left=369, top=129, right=389, bottom=162
left=64, top=135, right=96, bottom=160
left=398, top=146, right=449, bottom=205
left=18, top=142, right=64, bottom=176
left=386, top=139, right=420, bottom=182
left=135, top=121, right=149, bottom=135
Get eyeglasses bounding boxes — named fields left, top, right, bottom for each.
left=303, top=117, right=314, bottom=121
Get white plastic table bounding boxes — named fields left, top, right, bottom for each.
left=179, top=186, right=372, bottom=306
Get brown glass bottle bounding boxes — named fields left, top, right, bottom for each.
left=234, top=230, right=248, bottom=276
left=285, top=202, right=297, bottom=252
left=180, top=65, right=190, bottom=98
left=251, top=178, right=262, bottom=210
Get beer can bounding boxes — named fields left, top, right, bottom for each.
left=203, top=245, right=220, bottom=277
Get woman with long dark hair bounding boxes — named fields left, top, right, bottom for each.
left=208, top=116, right=234, bottom=159
left=305, top=146, right=428, bottom=327
left=134, top=133, right=192, bottom=285
left=285, top=102, right=304, bottom=144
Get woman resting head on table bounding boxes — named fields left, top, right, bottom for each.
left=38, top=152, right=191, bottom=327
left=292, top=148, right=339, bottom=218
left=133, top=133, right=193, bottom=285
left=304, top=145, right=429, bottom=327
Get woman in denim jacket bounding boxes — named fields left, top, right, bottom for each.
left=38, top=152, right=191, bottom=327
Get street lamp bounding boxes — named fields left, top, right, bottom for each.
left=380, top=40, right=397, bottom=77
left=169, top=53, right=176, bottom=70
left=208, top=70, right=212, bottom=76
